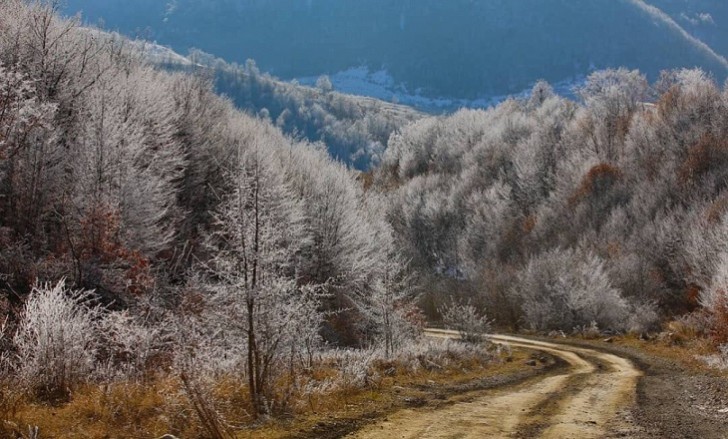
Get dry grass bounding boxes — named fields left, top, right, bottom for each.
left=6, top=379, right=199, bottom=438
left=253, top=348, right=532, bottom=439
left=561, top=316, right=728, bottom=376
left=611, top=331, right=726, bottom=376
left=0, top=342, right=529, bottom=438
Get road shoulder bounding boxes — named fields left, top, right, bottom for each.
left=277, top=347, right=563, bottom=439
left=536, top=336, right=728, bottom=439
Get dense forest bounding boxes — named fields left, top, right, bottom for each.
left=378, top=70, right=728, bottom=335
left=3, top=1, right=728, bottom=437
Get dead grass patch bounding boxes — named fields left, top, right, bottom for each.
left=0, top=344, right=532, bottom=438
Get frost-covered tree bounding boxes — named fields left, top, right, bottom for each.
left=201, top=144, right=322, bottom=414
left=440, top=298, right=492, bottom=344
left=458, top=182, right=512, bottom=274
left=0, top=63, right=57, bottom=170
left=528, top=80, right=555, bottom=109
left=62, top=65, right=184, bottom=299
left=316, top=75, right=333, bottom=94
left=0, top=63, right=59, bottom=239
left=72, top=67, right=183, bottom=253
left=357, top=255, right=420, bottom=357
left=577, top=68, right=649, bottom=161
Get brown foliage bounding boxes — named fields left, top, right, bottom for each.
left=710, top=291, right=728, bottom=346
left=606, top=241, right=621, bottom=259
left=685, top=284, right=702, bottom=310
left=522, top=214, right=537, bottom=235
left=678, top=134, right=728, bottom=185
left=77, top=203, right=155, bottom=296
left=78, top=203, right=123, bottom=263
left=657, top=86, right=680, bottom=119
left=569, top=163, right=623, bottom=207
left=706, top=195, right=728, bottom=225
left=614, top=113, right=634, bottom=145
left=357, top=170, right=375, bottom=191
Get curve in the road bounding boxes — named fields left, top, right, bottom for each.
left=346, top=330, right=642, bottom=439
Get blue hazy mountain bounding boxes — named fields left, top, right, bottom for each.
left=650, top=0, right=728, bottom=59
left=62, top=0, right=728, bottom=102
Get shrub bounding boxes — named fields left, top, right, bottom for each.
left=514, top=248, right=632, bottom=331
left=13, top=280, right=102, bottom=400
left=100, top=311, right=171, bottom=380
left=439, top=299, right=492, bottom=343
left=626, top=300, right=660, bottom=334
left=702, top=344, right=728, bottom=370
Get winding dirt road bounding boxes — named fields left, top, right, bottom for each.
left=346, top=329, right=643, bottom=439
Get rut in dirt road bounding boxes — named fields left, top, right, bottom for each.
left=346, top=330, right=643, bottom=439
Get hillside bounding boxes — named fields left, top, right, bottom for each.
left=651, top=0, right=728, bottom=60
left=63, top=0, right=728, bottom=103
left=183, top=51, right=423, bottom=169
left=82, top=33, right=422, bottom=169
left=4, top=1, right=728, bottom=437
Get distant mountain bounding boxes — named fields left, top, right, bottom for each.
left=62, top=0, right=728, bottom=103
left=650, top=0, right=728, bottom=61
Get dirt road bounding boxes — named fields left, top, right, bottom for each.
left=346, top=329, right=643, bottom=439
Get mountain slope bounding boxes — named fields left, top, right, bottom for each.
left=648, top=0, right=728, bottom=61
left=63, top=0, right=728, bottom=101
left=133, top=45, right=423, bottom=169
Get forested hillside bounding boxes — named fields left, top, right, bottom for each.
left=0, top=3, right=441, bottom=434
left=63, top=0, right=728, bottom=102
left=378, top=70, right=728, bottom=339
left=182, top=50, right=421, bottom=169
left=3, top=1, right=728, bottom=437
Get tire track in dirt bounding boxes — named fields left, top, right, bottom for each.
left=345, top=330, right=643, bottom=439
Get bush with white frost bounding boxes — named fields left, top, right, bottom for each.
left=514, top=249, right=631, bottom=331
left=439, top=299, right=492, bottom=343
left=700, top=344, right=728, bottom=370
left=316, top=338, right=494, bottom=393
left=13, top=281, right=102, bottom=398
left=101, top=311, right=171, bottom=380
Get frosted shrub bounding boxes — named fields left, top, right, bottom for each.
left=397, top=338, right=494, bottom=371
left=699, top=344, right=728, bottom=370
left=327, top=349, right=378, bottom=390
left=626, top=300, right=660, bottom=334
left=439, top=299, right=492, bottom=343
left=515, top=249, right=631, bottom=331
left=702, top=251, right=728, bottom=311
left=101, top=311, right=171, bottom=380
left=13, top=281, right=103, bottom=399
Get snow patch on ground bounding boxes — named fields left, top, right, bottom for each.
left=132, top=41, right=195, bottom=66
left=298, top=66, right=583, bottom=113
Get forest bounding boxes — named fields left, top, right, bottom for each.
left=181, top=49, right=421, bottom=169
left=2, top=1, right=728, bottom=437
